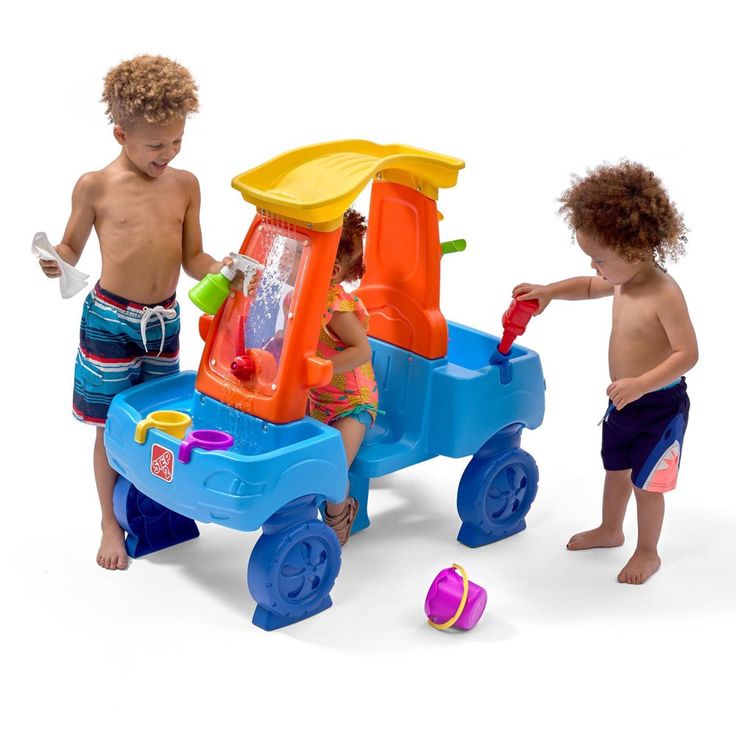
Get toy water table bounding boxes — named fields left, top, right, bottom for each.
left=105, top=140, right=545, bottom=630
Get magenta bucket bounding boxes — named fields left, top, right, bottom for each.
left=425, top=564, right=487, bottom=631
left=178, top=429, right=234, bottom=463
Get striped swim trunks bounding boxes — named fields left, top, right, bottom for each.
left=73, top=282, right=181, bottom=426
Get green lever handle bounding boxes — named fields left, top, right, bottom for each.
left=440, top=239, right=466, bottom=255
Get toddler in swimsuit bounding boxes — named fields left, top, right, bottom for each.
left=514, top=161, right=698, bottom=584
left=309, top=209, right=378, bottom=545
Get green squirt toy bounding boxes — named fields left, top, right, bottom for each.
left=189, top=253, right=264, bottom=315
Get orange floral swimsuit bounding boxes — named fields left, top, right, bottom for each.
left=308, top=284, right=379, bottom=426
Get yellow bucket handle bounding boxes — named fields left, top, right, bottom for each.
left=427, top=563, right=469, bottom=630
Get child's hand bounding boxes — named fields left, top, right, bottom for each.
left=213, top=256, right=260, bottom=296
left=207, top=258, right=228, bottom=275
left=245, top=269, right=261, bottom=296
left=229, top=265, right=262, bottom=297
left=230, top=270, right=245, bottom=293
left=39, top=257, right=61, bottom=278
left=512, top=283, right=551, bottom=314
left=606, top=377, right=645, bottom=410
left=210, top=256, right=245, bottom=292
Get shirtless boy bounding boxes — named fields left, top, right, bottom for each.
left=39, top=55, right=231, bottom=570
left=514, top=161, right=698, bottom=584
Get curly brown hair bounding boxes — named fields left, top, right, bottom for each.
left=101, top=55, right=199, bottom=127
left=337, top=208, right=367, bottom=282
left=558, top=161, right=687, bottom=266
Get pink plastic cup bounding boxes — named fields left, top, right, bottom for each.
left=424, top=564, right=487, bottom=631
left=178, top=429, right=234, bottom=463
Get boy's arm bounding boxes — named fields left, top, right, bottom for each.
left=607, top=284, right=698, bottom=409
left=181, top=173, right=222, bottom=281
left=513, top=276, right=613, bottom=314
left=40, top=174, right=96, bottom=276
left=324, top=311, right=372, bottom=375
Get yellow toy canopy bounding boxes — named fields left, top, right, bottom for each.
left=232, top=140, right=465, bottom=231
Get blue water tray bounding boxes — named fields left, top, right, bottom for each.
left=352, top=321, right=545, bottom=478
left=105, top=371, right=347, bottom=531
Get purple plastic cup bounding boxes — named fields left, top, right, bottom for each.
left=178, top=429, right=234, bottom=463
left=424, top=564, right=487, bottom=631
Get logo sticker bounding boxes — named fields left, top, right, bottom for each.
left=642, top=441, right=680, bottom=493
left=150, top=443, right=174, bottom=483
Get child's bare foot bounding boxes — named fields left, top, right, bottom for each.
left=567, top=526, right=625, bottom=550
left=617, top=550, right=660, bottom=584
left=97, top=524, right=128, bottom=570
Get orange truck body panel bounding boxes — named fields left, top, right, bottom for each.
left=356, top=180, right=447, bottom=359
left=195, top=215, right=338, bottom=425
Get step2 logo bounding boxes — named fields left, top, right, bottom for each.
left=151, top=443, right=175, bottom=483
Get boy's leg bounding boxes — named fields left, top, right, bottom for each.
left=617, top=486, right=663, bottom=584
left=74, top=288, right=132, bottom=569
left=93, top=426, right=128, bottom=570
left=567, top=469, right=631, bottom=550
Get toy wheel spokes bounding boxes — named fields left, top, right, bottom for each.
left=457, top=446, right=539, bottom=547
left=248, top=518, right=342, bottom=630
left=486, top=462, right=530, bottom=523
left=279, top=537, right=332, bottom=603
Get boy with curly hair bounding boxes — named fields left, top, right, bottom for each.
left=39, top=55, right=232, bottom=570
left=514, top=162, right=698, bottom=584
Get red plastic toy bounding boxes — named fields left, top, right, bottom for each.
left=494, top=297, right=539, bottom=358
left=231, top=354, right=256, bottom=381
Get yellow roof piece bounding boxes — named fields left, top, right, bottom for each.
left=232, top=140, right=464, bottom=229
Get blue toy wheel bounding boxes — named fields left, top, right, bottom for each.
left=112, top=477, right=199, bottom=557
left=457, top=447, right=539, bottom=547
left=248, top=519, right=342, bottom=630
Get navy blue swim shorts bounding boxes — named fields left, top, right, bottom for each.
left=601, top=378, right=690, bottom=492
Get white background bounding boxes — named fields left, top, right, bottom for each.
left=3, top=1, right=734, bottom=733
